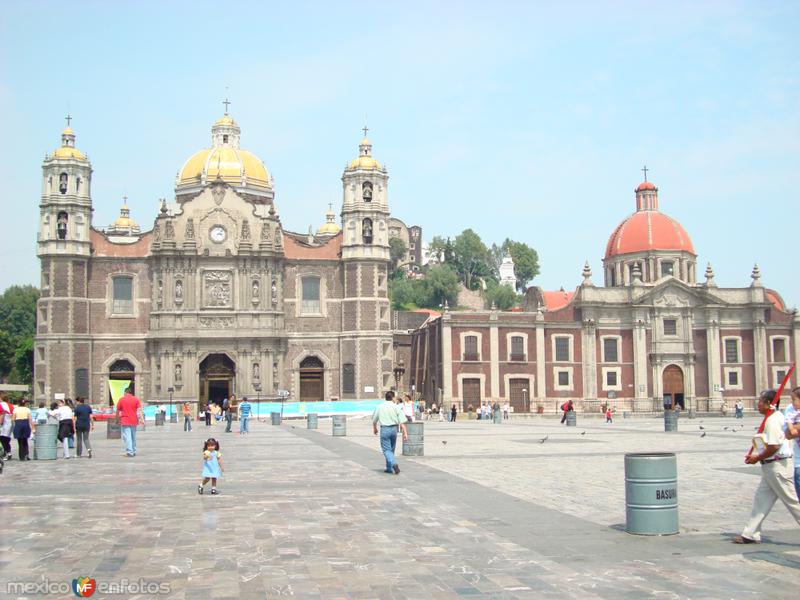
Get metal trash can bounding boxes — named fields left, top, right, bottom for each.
left=664, top=410, right=678, bottom=432
left=307, top=413, right=318, bottom=429
left=566, top=412, right=577, bottom=427
left=170, top=412, right=178, bottom=423
left=402, top=422, right=424, bottom=456
left=107, top=418, right=121, bottom=439
left=155, top=413, right=165, bottom=426
left=493, top=409, right=502, bottom=424
left=625, top=452, right=678, bottom=535
left=623, top=411, right=631, bottom=419
left=34, top=424, right=58, bottom=460
left=332, top=415, right=346, bottom=436
left=271, top=412, right=281, bottom=426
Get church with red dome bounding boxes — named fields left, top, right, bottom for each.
left=410, top=176, right=798, bottom=414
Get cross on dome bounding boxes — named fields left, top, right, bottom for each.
left=65, top=114, right=72, bottom=127
left=362, top=125, right=369, bottom=138
left=641, top=165, right=649, bottom=181
left=223, top=97, right=231, bottom=114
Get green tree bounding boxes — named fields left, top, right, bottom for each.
left=419, top=264, right=460, bottom=309
left=506, top=240, right=540, bottom=292
left=485, top=281, right=519, bottom=310
left=0, top=284, right=39, bottom=383
left=389, top=275, right=421, bottom=310
left=452, top=229, right=493, bottom=290
left=388, top=236, right=408, bottom=276
left=427, top=235, right=453, bottom=264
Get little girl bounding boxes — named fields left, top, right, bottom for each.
left=605, top=407, right=613, bottom=424
left=198, top=438, right=224, bottom=495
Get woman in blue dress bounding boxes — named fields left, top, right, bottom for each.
left=198, top=438, right=224, bottom=495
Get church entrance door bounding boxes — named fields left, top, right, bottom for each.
left=662, top=364, right=685, bottom=410
left=199, top=354, right=236, bottom=413
left=299, top=356, right=324, bottom=402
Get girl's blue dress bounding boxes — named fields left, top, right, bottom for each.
left=202, top=450, right=222, bottom=478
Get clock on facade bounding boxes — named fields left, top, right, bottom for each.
left=209, top=225, right=226, bottom=243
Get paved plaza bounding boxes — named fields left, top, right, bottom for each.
left=1, top=413, right=799, bottom=599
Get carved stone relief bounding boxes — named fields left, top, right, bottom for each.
left=175, top=280, right=184, bottom=304
left=212, top=183, right=225, bottom=206
left=203, top=270, right=232, bottom=308
left=185, top=219, right=195, bottom=239
left=199, top=316, right=235, bottom=328
left=241, top=220, right=251, bottom=241
left=164, top=220, right=175, bottom=239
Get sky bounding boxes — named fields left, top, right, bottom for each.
left=1, top=1, right=798, bottom=307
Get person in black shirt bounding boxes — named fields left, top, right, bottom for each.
left=73, top=397, right=93, bottom=458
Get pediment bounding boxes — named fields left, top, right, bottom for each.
left=633, top=278, right=725, bottom=308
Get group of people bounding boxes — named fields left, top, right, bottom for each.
left=0, top=394, right=94, bottom=461
left=186, top=395, right=253, bottom=434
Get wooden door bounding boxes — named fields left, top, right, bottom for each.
left=508, top=378, right=529, bottom=413
left=462, top=378, right=481, bottom=411
left=662, top=365, right=684, bottom=409
left=300, top=370, right=324, bottom=401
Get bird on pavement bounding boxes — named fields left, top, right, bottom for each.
left=580, top=431, right=587, bottom=435
left=539, top=435, right=549, bottom=444
left=700, top=432, right=707, bottom=438
left=699, top=425, right=706, bottom=430
left=723, top=426, right=729, bottom=430
left=441, top=440, right=447, bottom=445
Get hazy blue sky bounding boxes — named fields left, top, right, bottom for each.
left=1, top=1, right=798, bottom=306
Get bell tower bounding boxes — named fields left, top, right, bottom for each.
left=35, top=117, right=93, bottom=402
left=339, top=130, right=393, bottom=397
left=39, top=117, right=93, bottom=257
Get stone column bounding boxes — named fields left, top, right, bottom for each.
left=442, top=314, right=453, bottom=405
left=633, top=316, right=649, bottom=411
left=489, top=312, right=500, bottom=401
left=535, top=314, right=546, bottom=405
left=753, top=316, right=768, bottom=393
left=581, top=319, right=597, bottom=402
left=706, top=314, right=722, bottom=411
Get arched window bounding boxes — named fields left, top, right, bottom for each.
left=110, top=359, right=135, bottom=373
left=59, top=172, right=68, bottom=194
left=362, top=181, right=373, bottom=202
left=57, top=212, right=68, bottom=240
left=362, top=218, right=373, bottom=244
left=300, top=356, right=324, bottom=369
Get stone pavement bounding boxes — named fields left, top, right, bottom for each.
left=0, top=414, right=798, bottom=599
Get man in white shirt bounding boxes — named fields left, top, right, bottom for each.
left=734, top=389, right=800, bottom=543
left=783, top=387, right=800, bottom=500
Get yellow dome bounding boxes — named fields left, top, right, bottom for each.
left=179, top=147, right=271, bottom=188
left=317, top=221, right=341, bottom=235
left=215, top=115, right=236, bottom=126
left=348, top=155, right=381, bottom=170
left=53, top=146, right=86, bottom=159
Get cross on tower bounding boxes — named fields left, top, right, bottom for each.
left=122, top=195, right=128, bottom=204
left=65, top=114, right=72, bottom=127
left=641, top=165, right=649, bottom=181
left=223, top=97, right=231, bottom=114
left=328, top=202, right=333, bottom=211
left=362, top=125, right=369, bottom=138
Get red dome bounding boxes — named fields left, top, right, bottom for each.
left=605, top=211, right=695, bottom=259
left=636, top=181, right=656, bottom=191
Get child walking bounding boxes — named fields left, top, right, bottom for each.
left=605, top=407, right=613, bottom=424
left=198, top=438, right=224, bottom=495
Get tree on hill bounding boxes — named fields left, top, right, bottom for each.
left=505, top=240, right=540, bottom=292
left=389, top=236, right=408, bottom=277
left=452, top=229, right=494, bottom=290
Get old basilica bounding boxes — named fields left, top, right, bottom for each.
left=34, top=110, right=397, bottom=411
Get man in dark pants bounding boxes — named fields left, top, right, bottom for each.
left=223, top=396, right=233, bottom=433
left=560, top=400, right=574, bottom=424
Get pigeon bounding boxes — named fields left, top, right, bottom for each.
left=539, top=435, right=549, bottom=444
left=723, top=426, right=729, bottom=430
left=700, top=432, right=707, bottom=438
left=699, top=425, right=705, bottom=430
left=441, top=440, right=447, bottom=445
left=580, top=431, right=587, bottom=436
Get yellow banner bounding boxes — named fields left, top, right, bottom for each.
left=108, top=380, right=131, bottom=407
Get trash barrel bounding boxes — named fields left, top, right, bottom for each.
left=34, top=424, right=58, bottom=460
left=664, top=410, right=678, bottom=432
left=566, top=412, right=577, bottom=427
left=170, top=412, right=178, bottom=423
left=271, top=412, right=281, bottom=426
left=493, top=409, right=502, bottom=424
left=624, top=452, right=678, bottom=535
left=307, top=413, right=318, bottom=429
left=623, top=411, right=631, bottom=419
left=402, top=422, right=424, bottom=456
left=332, top=415, right=346, bottom=437
left=155, top=413, right=164, bottom=426
left=107, top=418, right=121, bottom=439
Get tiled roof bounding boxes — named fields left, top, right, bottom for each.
left=542, top=290, right=574, bottom=311
left=90, top=228, right=152, bottom=257
left=283, top=231, right=342, bottom=260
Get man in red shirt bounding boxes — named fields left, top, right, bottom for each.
left=116, top=387, right=144, bottom=457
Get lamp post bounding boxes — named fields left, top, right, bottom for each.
left=522, top=388, right=528, bottom=414
left=393, top=358, right=406, bottom=395
left=168, top=386, right=175, bottom=423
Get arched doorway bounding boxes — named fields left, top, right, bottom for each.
left=109, top=359, right=135, bottom=406
left=199, top=354, right=236, bottom=412
left=662, top=364, right=685, bottom=410
left=299, top=356, right=324, bottom=401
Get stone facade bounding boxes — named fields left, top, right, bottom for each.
left=410, top=182, right=799, bottom=414
left=34, top=115, right=396, bottom=411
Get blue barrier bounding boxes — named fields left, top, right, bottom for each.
left=140, top=400, right=382, bottom=421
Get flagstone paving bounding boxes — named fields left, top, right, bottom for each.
left=0, top=413, right=797, bottom=599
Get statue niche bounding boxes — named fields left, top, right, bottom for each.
left=57, top=212, right=68, bottom=240
left=362, top=181, right=373, bottom=203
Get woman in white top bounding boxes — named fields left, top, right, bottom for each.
left=402, top=395, right=414, bottom=423
left=54, top=401, right=75, bottom=459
